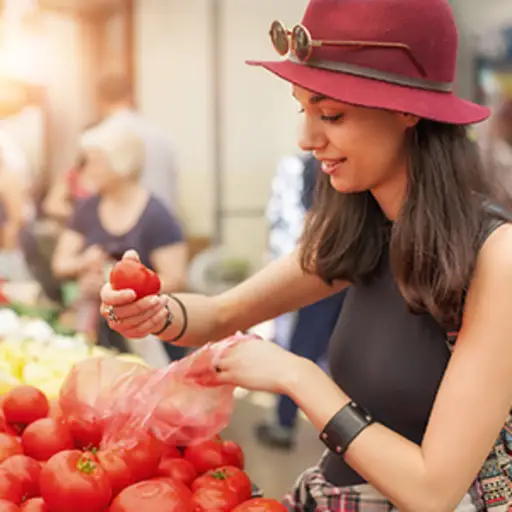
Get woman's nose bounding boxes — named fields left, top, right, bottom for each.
left=297, top=116, right=327, bottom=153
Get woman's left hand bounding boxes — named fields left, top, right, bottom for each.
left=214, top=337, right=304, bottom=394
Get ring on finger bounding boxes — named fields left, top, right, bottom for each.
left=107, top=305, right=119, bottom=323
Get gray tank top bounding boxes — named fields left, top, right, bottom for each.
left=321, top=212, right=508, bottom=486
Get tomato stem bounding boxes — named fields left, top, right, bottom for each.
left=77, top=454, right=96, bottom=474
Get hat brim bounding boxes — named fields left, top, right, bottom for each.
left=247, top=59, right=490, bottom=125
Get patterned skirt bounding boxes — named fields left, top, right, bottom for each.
left=281, top=454, right=485, bottom=512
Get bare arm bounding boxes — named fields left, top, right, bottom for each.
left=43, top=178, right=72, bottom=222
left=0, top=170, right=26, bottom=249
left=282, top=224, right=512, bottom=511
left=160, top=249, right=348, bottom=346
left=101, top=248, right=348, bottom=345
left=150, top=242, right=188, bottom=294
left=51, top=229, right=87, bottom=280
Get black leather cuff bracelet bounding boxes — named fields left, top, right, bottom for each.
left=319, top=401, right=374, bottom=456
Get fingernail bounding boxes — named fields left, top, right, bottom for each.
left=150, top=296, right=160, bottom=306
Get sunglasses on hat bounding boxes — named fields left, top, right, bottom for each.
left=269, top=20, right=427, bottom=78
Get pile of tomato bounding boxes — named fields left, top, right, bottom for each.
left=0, top=385, right=286, bottom=511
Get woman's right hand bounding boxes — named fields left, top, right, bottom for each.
left=100, top=250, right=168, bottom=339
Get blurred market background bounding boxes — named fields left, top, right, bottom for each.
left=0, top=0, right=510, bottom=500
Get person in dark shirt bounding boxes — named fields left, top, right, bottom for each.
left=52, top=117, right=187, bottom=360
left=100, top=0, right=512, bottom=509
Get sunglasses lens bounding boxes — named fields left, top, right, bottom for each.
left=270, top=21, right=289, bottom=55
left=291, top=25, right=311, bottom=61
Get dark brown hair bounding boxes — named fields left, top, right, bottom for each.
left=300, top=120, right=509, bottom=328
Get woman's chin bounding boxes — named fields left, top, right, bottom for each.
left=329, top=176, right=363, bottom=194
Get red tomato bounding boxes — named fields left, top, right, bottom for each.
left=157, top=458, right=197, bottom=487
left=21, top=419, right=74, bottom=461
left=232, top=498, right=287, bottom=511
left=110, top=479, right=193, bottom=512
left=221, top=440, right=245, bottom=469
left=0, top=468, right=23, bottom=504
left=63, top=415, right=103, bottom=450
left=109, top=259, right=161, bottom=299
left=118, top=431, right=163, bottom=481
left=0, top=500, right=20, bottom=512
left=20, top=499, right=48, bottom=511
left=184, top=437, right=245, bottom=474
left=191, top=486, right=239, bottom=512
left=192, top=466, right=252, bottom=502
left=161, top=445, right=182, bottom=460
left=0, top=456, right=41, bottom=499
left=95, top=449, right=133, bottom=497
left=3, top=387, right=49, bottom=430
left=39, top=450, right=111, bottom=512
left=0, top=434, right=22, bottom=463
left=0, top=408, right=17, bottom=436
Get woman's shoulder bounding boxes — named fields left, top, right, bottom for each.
left=143, top=194, right=180, bottom=221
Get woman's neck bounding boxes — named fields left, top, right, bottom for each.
left=371, top=167, right=408, bottom=221
left=101, top=181, right=144, bottom=204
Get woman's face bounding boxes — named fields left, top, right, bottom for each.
left=293, top=85, right=417, bottom=199
left=82, top=148, right=120, bottom=193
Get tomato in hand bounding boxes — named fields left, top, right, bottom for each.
left=0, top=434, right=22, bottom=463
left=22, top=419, right=74, bottom=461
left=0, top=455, right=41, bottom=499
left=0, top=500, right=20, bottom=512
left=110, top=259, right=161, bottom=299
left=157, top=458, right=197, bottom=487
left=231, top=498, right=287, bottom=511
left=184, top=437, right=245, bottom=474
left=110, top=479, right=193, bottom=512
left=20, top=499, right=48, bottom=511
left=192, top=466, right=252, bottom=502
left=3, top=387, right=49, bottom=431
left=39, top=450, right=111, bottom=512
left=0, top=468, right=23, bottom=504
left=191, top=486, right=240, bottom=512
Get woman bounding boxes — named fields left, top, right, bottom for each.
left=53, top=117, right=187, bottom=357
left=100, top=0, right=512, bottom=509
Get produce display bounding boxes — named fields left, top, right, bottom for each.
left=0, top=309, right=145, bottom=399
left=0, top=303, right=282, bottom=512
left=0, top=384, right=285, bottom=511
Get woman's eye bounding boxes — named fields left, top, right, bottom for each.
left=320, top=113, right=344, bottom=122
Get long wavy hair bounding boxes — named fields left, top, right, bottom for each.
left=300, top=120, right=510, bottom=328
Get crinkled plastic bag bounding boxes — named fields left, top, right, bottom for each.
left=59, top=357, right=150, bottom=446
left=100, top=334, right=255, bottom=449
left=60, top=333, right=256, bottom=449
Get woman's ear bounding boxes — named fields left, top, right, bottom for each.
left=399, top=113, right=420, bottom=128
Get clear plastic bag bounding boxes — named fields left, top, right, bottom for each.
left=59, top=357, right=150, bottom=447
left=60, top=333, right=256, bottom=449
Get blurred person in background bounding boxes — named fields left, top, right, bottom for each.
left=258, top=153, right=346, bottom=449
left=0, top=129, right=34, bottom=281
left=42, top=123, right=98, bottom=225
left=51, top=117, right=188, bottom=362
left=477, top=95, right=512, bottom=206
left=96, top=72, right=179, bottom=214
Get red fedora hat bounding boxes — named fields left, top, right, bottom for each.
left=247, top=0, right=490, bottom=125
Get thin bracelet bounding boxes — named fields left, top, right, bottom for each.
left=151, top=302, right=173, bottom=336
left=164, top=294, right=188, bottom=343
